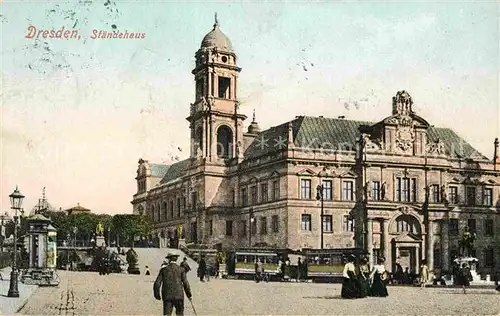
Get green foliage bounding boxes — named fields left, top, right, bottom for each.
left=38, top=211, right=151, bottom=244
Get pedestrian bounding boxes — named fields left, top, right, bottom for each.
left=341, top=254, right=359, bottom=299
left=145, top=265, right=151, bottom=276
left=297, top=257, right=302, bottom=282
left=198, top=255, right=207, bottom=282
left=358, top=257, right=371, bottom=298
left=154, top=252, right=192, bottom=316
left=370, top=256, right=389, bottom=297
left=180, top=257, right=191, bottom=274
left=419, top=259, right=429, bottom=288
left=457, top=263, right=472, bottom=294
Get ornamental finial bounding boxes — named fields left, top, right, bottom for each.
left=214, top=12, right=219, bottom=28
left=252, top=109, right=256, bottom=123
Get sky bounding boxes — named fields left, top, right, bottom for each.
left=1, top=1, right=499, bottom=215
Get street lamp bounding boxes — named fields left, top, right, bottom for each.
left=8, top=186, right=25, bottom=298
left=316, top=184, right=325, bottom=249
left=248, top=208, right=255, bottom=247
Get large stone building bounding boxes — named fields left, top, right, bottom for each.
left=131, top=18, right=500, bottom=274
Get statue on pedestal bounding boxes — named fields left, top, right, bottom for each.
left=459, top=226, right=476, bottom=257
left=96, top=222, right=104, bottom=236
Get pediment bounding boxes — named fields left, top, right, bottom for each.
left=248, top=176, right=258, bottom=183
left=449, top=177, right=462, bottom=184
left=380, top=113, right=430, bottom=128
left=338, top=170, right=358, bottom=178
left=394, top=232, right=422, bottom=242
left=297, top=168, right=316, bottom=176
left=269, top=171, right=280, bottom=178
left=486, top=179, right=497, bottom=185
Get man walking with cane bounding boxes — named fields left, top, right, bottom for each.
left=154, top=252, right=193, bottom=316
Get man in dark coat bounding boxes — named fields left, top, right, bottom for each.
left=154, top=253, right=192, bottom=316
left=198, top=255, right=207, bottom=282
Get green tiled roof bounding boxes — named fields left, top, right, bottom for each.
left=243, top=115, right=487, bottom=160
left=150, top=164, right=171, bottom=178
left=159, top=159, right=191, bottom=184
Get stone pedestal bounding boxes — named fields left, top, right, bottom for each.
left=178, top=238, right=186, bottom=249
left=96, top=235, right=106, bottom=247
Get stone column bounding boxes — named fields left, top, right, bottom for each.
left=441, top=220, right=449, bottom=270
left=367, top=218, right=373, bottom=265
left=210, top=117, right=215, bottom=160
left=382, top=219, right=390, bottom=268
left=426, top=220, right=434, bottom=269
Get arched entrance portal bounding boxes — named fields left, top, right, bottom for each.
left=390, top=214, right=422, bottom=274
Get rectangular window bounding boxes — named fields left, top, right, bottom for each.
left=372, top=181, right=380, bottom=201
left=483, top=188, right=493, bottom=206
left=196, top=78, right=204, bottom=99
left=260, top=183, right=268, bottom=203
left=240, top=220, right=247, bottom=236
left=322, top=180, right=333, bottom=200
left=272, top=180, right=280, bottom=201
left=485, top=219, right=494, bottom=236
left=322, top=215, right=333, bottom=233
left=218, top=76, right=231, bottom=99
left=449, top=186, right=458, bottom=204
left=177, top=197, right=181, bottom=218
left=342, top=181, right=354, bottom=201
left=467, top=218, right=476, bottom=234
left=301, top=214, right=312, bottom=231
left=225, top=220, right=233, bottom=236
left=191, top=192, right=197, bottom=210
left=470, top=249, right=477, bottom=258
left=411, top=178, right=417, bottom=202
left=250, top=186, right=257, bottom=205
left=396, top=177, right=413, bottom=202
left=271, top=215, right=279, bottom=233
left=431, top=184, right=440, bottom=203
left=169, top=200, right=174, bottom=219
left=300, top=179, right=311, bottom=199
left=448, top=219, right=459, bottom=235
left=251, top=218, right=257, bottom=235
left=260, top=217, right=267, bottom=235
left=208, top=220, right=213, bottom=235
left=484, top=249, right=494, bottom=268
left=241, top=188, right=248, bottom=207
left=343, top=216, right=355, bottom=232
left=466, top=187, right=476, bottom=206
left=231, top=190, right=236, bottom=208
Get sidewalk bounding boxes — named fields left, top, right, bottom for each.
left=0, top=268, right=38, bottom=315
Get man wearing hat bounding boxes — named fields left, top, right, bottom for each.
left=154, top=252, right=192, bottom=316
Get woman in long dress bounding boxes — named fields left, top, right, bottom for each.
left=419, top=259, right=429, bottom=288
left=370, top=256, right=389, bottom=297
left=341, top=254, right=359, bottom=299
left=358, top=257, right=371, bottom=298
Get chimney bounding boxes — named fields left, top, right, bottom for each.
left=494, top=138, right=499, bottom=170
left=288, top=122, right=294, bottom=146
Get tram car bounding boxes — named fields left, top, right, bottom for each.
left=226, top=247, right=299, bottom=281
left=302, top=248, right=367, bottom=283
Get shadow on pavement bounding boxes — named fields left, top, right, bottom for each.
left=303, top=295, right=343, bottom=299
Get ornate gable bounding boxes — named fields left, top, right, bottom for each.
left=297, top=168, right=316, bottom=176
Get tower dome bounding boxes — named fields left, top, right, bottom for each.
left=200, top=14, right=234, bottom=53
left=247, top=109, right=261, bottom=134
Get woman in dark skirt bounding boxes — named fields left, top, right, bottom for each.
left=358, top=257, right=371, bottom=298
left=370, top=256, right=389, bottom=297
left=341, top=254, right=359, bottom=299
left=457, top=263, right=472, bottom=294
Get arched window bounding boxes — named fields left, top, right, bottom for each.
left=196, top=127, right=203, bottom=152
left=156, top=203, right=161, bottom=222
left=216, top=125, right=233, bottom=158
left=395, top=215, right=420, bottom=234
left=151, top=205, right=155, bottom=222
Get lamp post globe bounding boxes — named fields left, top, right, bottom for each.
left=7, top=186, right=25, bottom=298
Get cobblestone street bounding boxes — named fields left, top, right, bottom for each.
left=18, top=270, right=500, bottom=315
